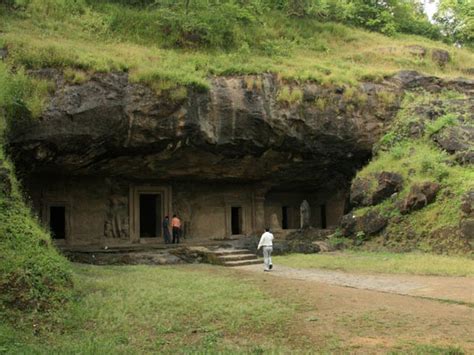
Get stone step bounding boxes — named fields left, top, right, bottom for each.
left=211, top=249, right=253, bottom=256
left=217, top=254, right=258, bottom=262
left=223, top=259, right=262, bottom=267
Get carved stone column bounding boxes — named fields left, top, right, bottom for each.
left=252, top=184, right=271, bottom=234
left=254, top=195, right=266, bottom=233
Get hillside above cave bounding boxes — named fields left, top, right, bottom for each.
left=1, top=0, right=473, bottom=95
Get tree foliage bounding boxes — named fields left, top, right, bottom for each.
left=434, top=0, right=474, bottom=48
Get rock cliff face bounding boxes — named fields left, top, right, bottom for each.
left=8, top=70, right=471, bottom=192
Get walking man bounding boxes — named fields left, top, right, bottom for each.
left=171, top=214, right=182, bottom=244
left=162, top=216, right=171, bottom=244
left=257, top=228, right=274, bottom=272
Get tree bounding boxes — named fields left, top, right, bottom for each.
left=434, top=0, right=474, bottom=47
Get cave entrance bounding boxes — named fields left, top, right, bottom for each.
left=49, top=206, right=66, bottom=239
left=139, top=194, right=162, bottom=238
left=320, top=204, right=327, bottom=229
left=231, top=207, right=243, bottom=235
left=282, top=206, right=289, bottom=229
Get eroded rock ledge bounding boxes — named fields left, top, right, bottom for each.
left=10, top=70, right=471, bottom=191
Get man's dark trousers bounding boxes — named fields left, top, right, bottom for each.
left=172, top=227, right=180, bottom=244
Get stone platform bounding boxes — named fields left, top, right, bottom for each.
left=58, top=238, right=260, bottom=266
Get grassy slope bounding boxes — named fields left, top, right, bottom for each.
left=348, top=89, right=474, bottom=254
left=0, top=63, right=71, bottom=312
left=0, top=132, right=72, bottom=311
left=0, top=3, right=473, bottom=91
left=275, top=251, right=474, bottom=276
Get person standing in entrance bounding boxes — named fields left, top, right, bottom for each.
left=162, top=216, right=171, bottom=244
left=171, top=214, right=182, bottom=244
left=257, top=228, right=274, bottom=271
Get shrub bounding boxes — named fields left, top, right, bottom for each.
left=328, top=236, right=353, bottom=250
left=425, top=113, right=457, bottom=136
left=314, top=97, right=327, bottom=111
left=63, top=68, right=88, bottom=85
left=355, top=231, right=367, bottom=245
left=277, top=86, right=303, bottom=105
left=376, top=90, right=397, bottom=106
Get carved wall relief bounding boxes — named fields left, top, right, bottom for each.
left=104, top=179, right=130, bottom=239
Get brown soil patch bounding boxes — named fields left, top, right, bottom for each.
left=224, top=266, right=474, bottom=353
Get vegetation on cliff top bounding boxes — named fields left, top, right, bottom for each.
left=0, top=63, right=72, bottom=313
left=0, top=0, right=473, bottom=91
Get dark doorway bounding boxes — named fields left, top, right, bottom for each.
left=282, top=206, right=289, bottom=229
left=50, top=206, right=66, bottom=239
left=140, top=194, right=162, bottom=238
left=320, top=204, right=327, bottom=229
left=231, top=207, right=242, bottom=235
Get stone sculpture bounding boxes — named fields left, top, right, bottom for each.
left=300, top=200, right=311, bottom=229
left=104, top=180, right=130, bottom=239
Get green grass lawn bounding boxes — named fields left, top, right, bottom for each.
left=274, top=251, right=474, bottom=277
left=1, top=260, right=472, bottom=354
left=0, top=264, right=298, bottom=354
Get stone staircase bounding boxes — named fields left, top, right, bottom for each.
left=210, top=248, right=261, bottom=267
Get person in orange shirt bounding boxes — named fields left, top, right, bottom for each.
left=171, top=214, right=182, bottom=244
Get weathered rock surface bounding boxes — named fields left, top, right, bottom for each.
left=9, top=70, right=471, bottom=191
left=372, top=172, right=403, bottom=204
left=340, top=211, right=387, bottom=237
left=287, top=240, right=321, bottom=254
left=432, top=125, right=474, bottom=165
left=460, top=191, right=474, bottom=240
left=461, top=191, right=474, bottom=217
left=460, top=220, right=474, bottom=240
left=286, top=227, right=335, bottom=241
left=350, top=177, right=374, bottom=206
left=400, top=182, right=440, bottom=214
left=350, top=171, right=402, bottom=207
left=357, top=211, right=388, bottom=235
left=405, top=45, right=427, bottom=58
left=431, top=49, right=450, bottom=67
left=340, top=213, right=357, bottom=236
left=8, top=71, right=400, bottom=190
left=405, top=46, right=451, bottom=68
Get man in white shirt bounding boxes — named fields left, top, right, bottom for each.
left=257, top=228, right=274, bottom=271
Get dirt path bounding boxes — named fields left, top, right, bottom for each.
left=222, top=264, right=474, bottom=352
left=237, top=264, right=474, bottom=304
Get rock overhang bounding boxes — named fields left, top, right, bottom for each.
left=8, top=70, right=471, bottom=190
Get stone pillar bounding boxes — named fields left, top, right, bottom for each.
left=252, top=184, right=272, bottom=234
left=254, top=195, right=266, bottom=234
